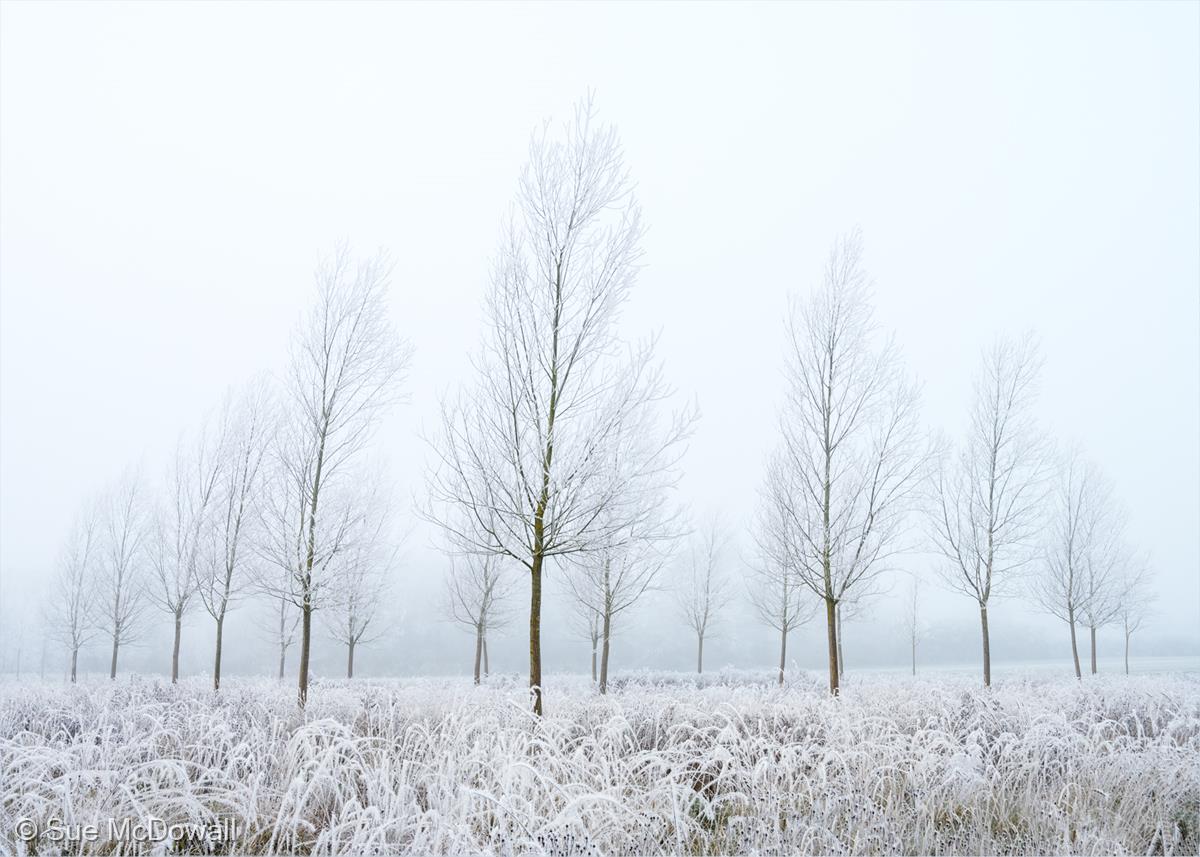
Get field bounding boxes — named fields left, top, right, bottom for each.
left=1, top=671, right=1197, bottom=855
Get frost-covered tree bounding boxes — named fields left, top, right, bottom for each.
left=760, top=229, right=928, bottom=694
left=445, top=552, right=515, bottom=684
left=902, top=577, right=924, bottom=676
left=44, top=501, right=101, bottom=682
left=148, top=428, right=223, bottom=682
left=929, top=333, right=1047, bottom=687
left=98, top=472, right=148, bottom=679
left=1115, top=556, right=1154, bottom=675
left=675, top=516, right=731, bottom=674
left=1032, top=452, right=1116, bottom=679
left=261, top=247, right=410, bottom=706
left=426, top=98, right=693, bottom=715
left=198, top=380, right=273, bottom=691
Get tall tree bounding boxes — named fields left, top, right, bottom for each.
left=148, top=427, right=222, bottom=682
left=902, top=576, right=923, bottom=677
left=1115, top=556, right=1154, bottom=675
left=98, top=472, right=148, bottom=679
left=444, top=552, right=515, bottom=685
left=1033, top=451, right=1114, bottom=679
left=675, top=516, right=731, bottom=674
left=44, top=501, right=101, bottom=682
left=427, top=99, right=693, bottom=715
left=929, top=333, right=1047, bottom=687
left=263, top=246, right=410, bottom=707
left=198, top=381, right=273, bottom=691
left=762, top=230, right=928, bottom=694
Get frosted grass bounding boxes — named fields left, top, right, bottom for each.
left=1, top=670, right=1197, bottom=855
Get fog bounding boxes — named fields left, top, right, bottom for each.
left=1, top=1, right=1197, bottom=682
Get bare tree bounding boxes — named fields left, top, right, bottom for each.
left=98, top=472, right=148, bottom=679
left=44, top=502, right=101, bottom=682
left=675, top=516, right=731, bottom=674
left=572, top=602, right=603, bottom=683
left=749, top=479, right=819, bottom=686
left=1082, top=526, right=1126, bottom=675
left=1032, top=451, right=1115, bottom=679
left=901, top=576, right=923, bottom=676
left=273, top=594, right=300, bottom=681
left=262, top=246, right=410, bottom=706
left=1116, top=556, right=1154, bottom=675
left=445, top=552, right=516, bottom=684
left=566, top=536, right=668, bottom=694
left=761, top=230, right=928, bottom=694
left=929, top=333, right=1047, bottom=687
left=148, top=428, right=223, bottom=682
left=198, top=381, right=273, bottom=691
left=426, top=98, right=693, bottom=715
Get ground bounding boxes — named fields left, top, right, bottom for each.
left=1, top=670, right=1197, bottom=855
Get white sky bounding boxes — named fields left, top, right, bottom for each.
left=1, top=1, right=1197, bottom=677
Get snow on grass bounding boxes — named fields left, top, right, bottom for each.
left=1, top=670, right=1197, bottom=855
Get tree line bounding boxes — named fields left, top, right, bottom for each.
left=36, top=98, right=1155, bottom=711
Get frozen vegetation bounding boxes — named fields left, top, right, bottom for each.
left=1, top=671, right=1197, bottom=855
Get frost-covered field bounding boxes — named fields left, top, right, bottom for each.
left=1, top=671, right=1198, bottom=855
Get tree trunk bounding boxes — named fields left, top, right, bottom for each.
left=529, top=553, right=544, bottom=715
left=697, top=633, right=704, bottom=674
left=213, top=614, right=225, bottom=692
left=347, top=639, right=355, bottom=679
left=483, top=636, right=489, bottom=677
left=590, top=638, right=597, bottom=683
left=1124, top=630, right=1130, bottom=675
left=980, top=603, right=991, bottom=688
left=473, top=624, right=483, bottom=686
left=1089, top=625, right=1097, bottom=675
left=911, top=633, right=916, bottom=677
left=109, top=634, right=119, bottom=680
left=171, top=610, right=182, bottom=683
left=1068, top=610, right=1082, bottom=679
left=599, top=607, right=612, bottom=694
left=825, top=597, right=840, bottom=694
left=836, top=603, right=844, bottom=681
left=70, top=647, right=79, bottom=683
left=278, top=644, right=286, bottom=681
left=298, top=601, right=312, bottom=706
left=778, top=626, right=787, bottom=686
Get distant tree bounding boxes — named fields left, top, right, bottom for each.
left=762, top=229, right=929, bottom=695
left=1115, top=556, right=1154, bottom=675
left=198, top=380, right=273, bottom=691
left=750, top=479, right=819, bottom=686
left=572, top=602, right=603, bottom=683
left=45, top=501, right=101, bottom=682
left=902, top=577, right=923, bottom=676
left=426, top=99, right=693, bottom=715
left=148, top=428, right=223, bottom=682
left=98, top=472, right=148, bottom=679
left=445, top=552, right=516, bottom=685
left=273, top=595, right=300, bottom=681
left=1033, top=451, right=1116, bottom=679
left=675, top=516, right=731, bottom=674
left=261, top=246, right=410, bottom=707
left=929, top=333, right=1048, bottom=687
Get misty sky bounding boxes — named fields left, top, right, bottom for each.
left=1, top=1, right=1197, bottom=679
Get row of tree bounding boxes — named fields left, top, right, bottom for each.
left=39, top=98, right=1154, bottom=712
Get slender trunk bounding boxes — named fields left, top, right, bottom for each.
left=836, top=604, right=845, bottom=680
left=980, top=603, right=992, bottom=688
left=278, top=643, right=286, bottom=681
left=109, top=633, right=119, bottom=680
left=911, top=633, right=916, bottom=677
left=1068, top=609, right=1081, bottom=679
left=1089, top=625, right=1097, bottom=675
left=590, top=637, right=597, bottom=683
left=778, top=626, right=787, bottom=686
left=697, top=633, right=704, bottom=674
left=171, top=610, right=182, bottom=683
left=1124, top=629, right=1130, bottom=675
left=473, top=624, right=483, bottom=686
left=599, top=608, right=612, bottom=694
left=298, top=601, right=312, bottom=706
left=347, top=639, right=355, bottom=679
left=483, top=636, right=489, bottom=677
left=825, top=597, right=839, bottom=694
left=530, top=553, right=544, bottom=714
left=70, top=647, right=79, bottom=683
left=213, top=614, right=225, bottom=691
